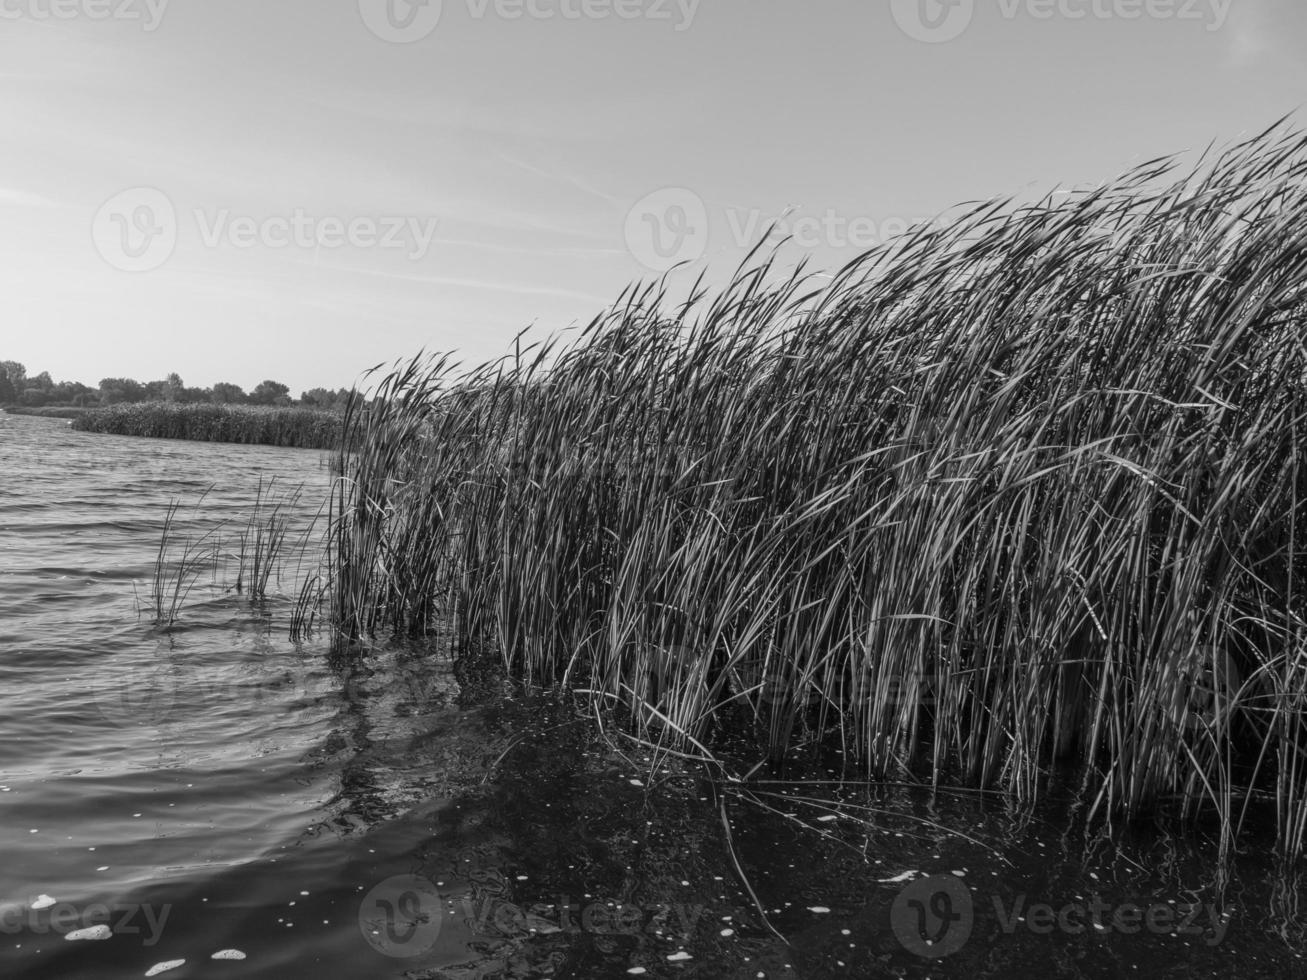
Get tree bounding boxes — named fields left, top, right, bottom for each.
left=250, top=379, right=291, bottom=406
left=0, top=362, right=26, bottom=390
left=0, top=370, right=15, bottom=405
left=164, top=373, right=184, bottom=402
left=99, top=378, right=146, bottom=405
left=301, top=387, right=353, bottom=411
left=210, top=382, right=246, bottom=405
left=30, top=371, right=53, bottom=391
left=51, top=381, right=93, bottom=404
left=20, top=388, right=47, bottom=407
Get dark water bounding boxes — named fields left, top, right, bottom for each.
left=1, top=413, right=1304, bottom=979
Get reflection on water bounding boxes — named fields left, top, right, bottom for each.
left=1, top=414, right=1304, bottom=980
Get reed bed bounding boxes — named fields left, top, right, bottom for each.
left=73, top=403, right=342, bottom=449
left=143, top=496, right=224, bottom=627
left=233, top=477, right=303, bottom=600
left=320, top=125, right=1307, bottom=861
left=144, top=481, right=322, bottom=626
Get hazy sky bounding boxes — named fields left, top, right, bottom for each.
left=1, top=0, right=1304, bottom=394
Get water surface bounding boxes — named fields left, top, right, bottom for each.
left=1, top=414, right=1302, bottom=979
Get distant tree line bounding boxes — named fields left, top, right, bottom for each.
left=0, top=360, right=351, bottom=411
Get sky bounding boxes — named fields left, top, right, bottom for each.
left=0, top=0, right=1304, bottom=395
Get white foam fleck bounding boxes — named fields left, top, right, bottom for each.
left=65, top=925, right=111, bottom=941
left=30, top=895, right=56, bottom=911
left=809, top=906, right=831, bottom=914
left=667, top=951, right=692, bottom=961
left=211, top=949, right=246, bottom=960
left=145, top=960, right=185, bottom=976
left=878, top=870, right=917, bottom=883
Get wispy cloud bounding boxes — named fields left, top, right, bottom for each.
left=0, top=185, right=59, bottom=207
left=426, top=235, right=625, bottom=258
left=497, top=152, right=625, bottom=209
left=315, top=261, right=612, bottom=305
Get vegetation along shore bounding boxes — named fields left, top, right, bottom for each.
left=72, top=403, right=343, bottom=450
left=0, top=362, right=351, bottom=448
left=306, top=125, right=1307, bottom=865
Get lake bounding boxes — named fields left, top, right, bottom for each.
left=1, top=413, right=1302, bottom=979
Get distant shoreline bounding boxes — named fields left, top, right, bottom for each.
left=63, top=402, right=343, bottom=450
left=3, top=405, right=90, bottom=420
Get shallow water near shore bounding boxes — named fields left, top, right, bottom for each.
left=1, top=412, right=1305, bottom=979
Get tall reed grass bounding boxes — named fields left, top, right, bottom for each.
left=144, top=496, right=224, bottom=627
left=145, top=482, right=319, bottom=627
left=73, top=403, right=341, bottom=449
left=319, top=124, right=1307, bottom=861
left=233, top=477, right=303, bottom=600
